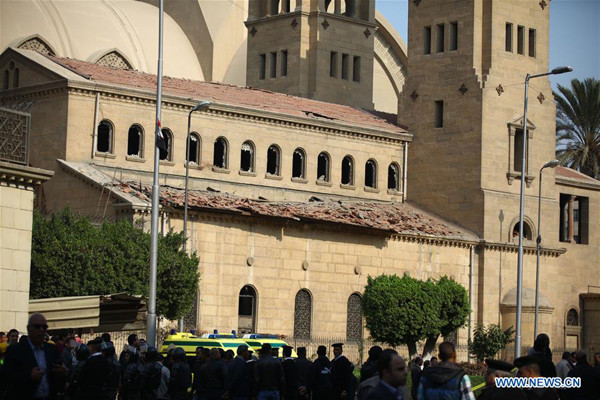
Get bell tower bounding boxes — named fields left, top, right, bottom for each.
left=400, top=0, right=556, bottom=239
left=245, top=0, right=376, bottom=109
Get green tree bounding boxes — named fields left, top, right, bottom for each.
left=30, top=208, right=199, bottom=320
left=555, top=78, right=600, bottom=179
left=362, top=274, right=441, bottom=358
left=468, top=324, right=514, bottom=362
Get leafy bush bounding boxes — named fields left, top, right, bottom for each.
left=468, top=324, right=515, bottom=362
left=30, top=208, right=199, bottom=320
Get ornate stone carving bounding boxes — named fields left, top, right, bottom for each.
left=250, top=26, right=258, bottom=37
left=291, top=18, right=298, bottom=28
left=537, top=92, right=545, bottom=104
left=539, top=0, right=547, bottom=10
left=496, top=84, right=504, bottom=96
left=294, top=290, right=312, bottom=339
left=0, top=107, right=29, bottom=165
left=410, top=90, right=419, bottom=101
left=363, top=28, right=371, bottom=39
left=321, top=19, right=330, bottom=30
left=459, top=84, right=468, bottom=95
left=18, top=37, right=54, bottom=55
left=96, top=51, right=132, bottom=70
left=346, top=293, right=363, bottom=341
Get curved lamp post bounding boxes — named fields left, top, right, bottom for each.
left=515, top=66, right=572, bottom=359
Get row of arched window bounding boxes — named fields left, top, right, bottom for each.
left=96, top=119, right=403, bottom=191
left=239, top=285, right=363, bottom=340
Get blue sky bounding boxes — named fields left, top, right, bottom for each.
left=376, top=0, right=600, bottom=90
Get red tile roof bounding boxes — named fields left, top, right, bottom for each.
left=45, top=55, right=407, bottom=135
left=117, top=182, right=468, bottom=238
left=555, top=166, right=599, bottom=185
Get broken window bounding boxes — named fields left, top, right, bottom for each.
left=96, top=120, right=113, bottom=153
left=240, top=141, right=255, bottom=172
left=388, top=163, right=400, bottom=191
left=127, top=124, right=143, bottom=157
left=341, top=156, right=354, bottom=185
left=317, top=152, right=330, bottom=182
left=267, top=145, right=281, bottom=175
left=188, top=132, right=201, bottom=164
left=365, top=159, right=377, bottom=188
left=159, top=128, right=173, bottom=161
left=512, top=221, right=532, bottom=241
left=213, top=137, right=228, bottom=168
left=292, top=148, right=306, bottom=179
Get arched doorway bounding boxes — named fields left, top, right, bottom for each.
left=238, top=285, right=257, bottom=334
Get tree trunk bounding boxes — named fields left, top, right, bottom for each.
left=407, top=341, right=418, bottom=360
left=422, top=335, right=439, bottom=359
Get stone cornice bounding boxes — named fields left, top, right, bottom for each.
left=480, top=240, right=566, bottom=257
left=0, top=161, right=54, bottom=189
left=391, top=234, right=477, bottom=249
left=555, top=176, right=600, bottom=191
left=245, top=11, right=378, bottom=29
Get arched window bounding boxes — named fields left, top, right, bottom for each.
left=240, top=141, right=255, bottom=172
left=317, top=152, right=330, bottom=182
left=96, top=120, right=113, bottom=154
left=347, top=293, right=363, bottom=341
left=213, top=137, right=228, bottom=169
left=2, top=70, right=8, bottom=90
left=12, top=69, right=19, bottom=88
left=159, top=128, right=173, bottom=161
left=267, top=145, right=281, bottom=176
left=341, top=155, right=354, bottom=185
left=292, top=148, right=306, bottom=179
left=127, top=124, right=143, bottom=158
left=512, top=221, right=533, bottom=241
left=294, top=289, right=312, bottom=339
left=238, top=285, right=257, bottom=334
left=187, top=132, right=201, bottom=164
left=567, top=309, right=579, bottom=326
left=388, top=163, right=400, bottom=191
left=365, top=159, right=377, bottom=188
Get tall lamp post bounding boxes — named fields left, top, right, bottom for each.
left=179, top=101, right=211, bottom=332
left=534, top=159, right=559, bottom=341
left=514, top=66, right=572, bottom=359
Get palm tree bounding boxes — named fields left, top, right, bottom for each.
left=554, top=78, right=600, bottom=179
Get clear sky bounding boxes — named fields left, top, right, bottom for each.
left=376, top=0, right=600, bottom=90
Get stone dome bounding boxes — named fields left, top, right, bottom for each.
left=1, top=0, right=204, bottom=80
left=501, top=287, right=553, bottom=309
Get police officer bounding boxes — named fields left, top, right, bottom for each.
left=141, top=347, right=165, bottom=400
left=254, top=343, right=284, bottom=400
left=331, top=343, right=355, bottom=400
left=311, top=346, right=334, bottom=400
left=295, top=347, right=312, bottom=400
left=282, top=346, right=299, bottom=400
left=169, top=347, right=192, bottom=400
left=478, top=359, right=527, bottom=400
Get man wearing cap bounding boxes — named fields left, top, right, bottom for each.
left=226, top=344, right=252, bottom=400
left=312, top=345, right=334, bottom=400
left=254, top=343, right=284, bottom=400
left=331, top=343, right=355, bottom=400
left=282, top=345, right=299, bottom=400
left=514, top=356, right=559, bottom=400
left=478, top=359, right=527, bottom=400
left=295, top=347, right=312, bottom=400
left=78, top=337, right=111, bottom=400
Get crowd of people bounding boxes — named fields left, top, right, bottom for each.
left=2, top=316, right=600, bottom=400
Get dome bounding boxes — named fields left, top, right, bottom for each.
left=501, top=287, right=553, bottom=309
left=1, top=0, right=204, bottom=80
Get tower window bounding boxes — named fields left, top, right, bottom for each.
left=434, top=101, right=444, bottom=128
left=529, top=29, right=536, bottom=57
left=505, top=23, right=513, bottom=52
left=341, top=156, right=354, bottom=185
left=240, top=141, right=255, bottom=172
left=3, top=70, right=8, bottom=90
left=259, top=54, right=266, bottom=80
left=269, top=0, right=279, bottom=15
left=514, top=128, right=525, bottom=173
left=127, top=124, right=143, bottom=158
left=96, top=120, right=113, bottom=154
left=353, top=56, right=361, bottom=82
left=12, top=68, right=19, bottom=88
left=341, top=54, right=349, bottom=80
left=281, top=50, right=288, bottom=76
left=424, top=26, right=432, bottom=55
left=365, top=159, right=377, bottom=188
left=267, top=145, right=281, bottom=175
left=188, top=132, right=201, bottom=164
left=449, top=22, right=458, bottom=51
left=436, top=24, right=445, bottom=53
left=270, top=52, right=277, bottom=78
left=317, top=152, right=330, bottom=182
left=213, top=137, right=228, bottom=169
left=159, top=128, right=173, bottom=161
left=517, top=25, right=524, bottom=55
left=388, top=163, right=400, bottom=191
left=292, top=148, right=306, bottom=179
left=330, top=52, right=338, bottom=77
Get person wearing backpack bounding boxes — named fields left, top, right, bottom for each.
left=140, top=347, right=164, bottom=400
left=312, top=345, right=334, bottom=400
left=418, top=342, right=475, bottom=400
left=121, top=349, right=143, bottom=400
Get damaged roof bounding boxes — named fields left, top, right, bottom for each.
left=43, top=54, right=407, bottom=135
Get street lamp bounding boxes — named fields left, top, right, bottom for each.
left=514, top=66, right=571, bottom=359
left=179, top=100, right=211, bottom=332
left=534, top=159, right=559, bottom=341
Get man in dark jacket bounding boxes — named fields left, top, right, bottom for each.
left=515, top=356, right=559, bottom=400
left=282, top=346, right=299, bottom=400
left=192, top=347, right=208, bottom=398
left=365, top=350, right=408, bottom=400
left=312, top=345, right=334, bottom=400
left=141, top=347, right=165, bottom=400
left=170, top=347, right=192, bottom=400
left=564, top=352, right=600, bottom=400
left=226, top=345, right=252, bottom=400
left=295, top=347, right=312, bottom=400
left=331, top=343, right=355, bottom=400
left=478, top=359, right=527, bottom=400
left=254, top=343, right=284, bottom=400
left=78, top=337, right=111, bottom=400
left=529, top=336, right=557, bottom=378
left=198, top=348, right=227, bottom=400
left=3, top=313, right=67, bottom=400
left=361, top=346, right=382, bottom=383
left=418, top=342, right=474, bottom=400
left=410, top=357, right=423, bottom=400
